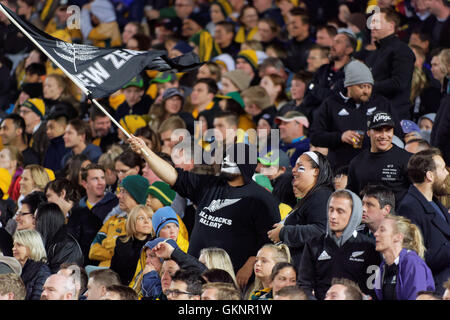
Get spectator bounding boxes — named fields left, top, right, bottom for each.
left=298, top=189, right=381, bottom=300
left=346, top=111, right=412, bottom=206
left=80, top=0, right=122, bottom=48
left=364, top=8, right=416, bottom=122
left=374, top=215, right=435, bottom=300
left=198, top=247, right=238, bottom=288
left=306, top=45, right=330, bottom=73
left=273, top=285, right=308, bottom=300
left=166, top=268, right=205, bottom=300
left=102, top=284, right=139, bottom=300
left=61, top=119, right=102, bottom=168
left=43, top=103, right=78, bottom=172
left=18, top=165, right=50, bottom=211
left=267, top=151, right=334, bottom=266
left=18, top=98, right=49, bottom=163
left=12, top=229, right=51, bottom=300
left=359, top=184, right=396, bottom=237
left=129, top=138, right=280, bottom=291
left=89, top=105, right=119, bottom=153
left=115, top=75, right=153, bottom=121
left=426, top=0, right=450, bottom=48
left=324, top=278, right=364, bottom=300
left=236, top=49, right=260, bottom=86
left=310, top=59, right=392, bottom=170
left=302, top=31, right=357, bottom=123
left=57, top=262, right=88, bottom=299
left=443, top=279, right=450, bottom=300
left=0, top=273, right=26, bottom=300
left=114, top=149, right=144, bottom=185
left=13, top=191, right=46, bottom=233
left=257, top=17, right=283, bottom=51
left=332, top=165, right=349, bottom=191
left=397, top=148, right=450, bottom=295
left=35, top=203, right=83, bottom=273
left=0, top=114, right=39, bottom=167
left=404, top=138, right=431, bottom=154
left=220, top=69, right=252, bottom=95
left=85, top=268, right=122, bottom=300
left=285, top=8, right=314, bottom=73
left=260, top=74, right=289, bottom=114
left=40, top=274, right=77, bottom=300
left=0, top=146, right=23, bottom=203
left=234, top=5, right=259, bottom=44
left=190, top=78, right=221, bottom=129
left=42, top=74, right=80, bottom=113
left=201, top=281, right=242, bottom=300
left=253, top=261, right=297, bottom=300
left=241, top=85, right=276, bottom=128
left=158, top=116, right=188, bottom=156
left=214, top=21, right=240, bottom=58
left=315, top=25, right=337, bottom=48
left=275, top=111, right=310, bottom=168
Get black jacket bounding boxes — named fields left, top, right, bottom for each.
left=0, top=226, right=13, bottom=256
left=430, top=94, right=450, bottom=165
left=67, top=193, right=119, bottom=266
left=310, top=92, right=394, bottom=170
left=298, top=232, right=381, bottom=300
left=43, top=135, right=71, bottom=173
left=21, top=259, right=51, bottom=300
left=46, top=226, right=84, bottom=273
left=397, top=185, right=450, bottom=295
left=29, top=121, right=49, bottom=165
left=110, top=235, right=153, bottom=285
left=284, top=37, right=315, bottom=73
left=279, top=186, right=333, bottom=267
left=363, top=34, right=415, bottom=121
left=271, top=172, right=297, bottom=208
left=115, top=94, right=153, bottom=121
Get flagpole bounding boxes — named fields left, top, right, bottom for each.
left=0, top=4, right=152, bottom=157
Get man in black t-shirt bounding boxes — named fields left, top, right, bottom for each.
left=347, top=111, right=412, bottom=206
left=129, top=138, right=280, bottom=290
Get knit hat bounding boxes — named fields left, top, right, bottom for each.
left=222, top=70, right=252, bottom=91
left=172, top=41, right=193, bottom=55
left=122, top=75, right=144, bottom=89
left=212, top=53, right=235, bottom=71
left=344, top=60, right=374, bottom=87
left=120, top=175, right=150, bottom=205
left=187, top=11, right=209, bottom=29
left=0, top=253, right=21, bottom=275
left=152, top=206, right=179, bottom=237
left=0, top=168, right=12, bottom=200
left=147, top=181, right=176, bottom=207
left=119, top=115, right=147, bottom=135
left=236, top=50, right=259, bottom=73
left=21, top=98, right=45, bottom=119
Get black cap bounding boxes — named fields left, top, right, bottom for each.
left=368, top=111, right=395, bottom=129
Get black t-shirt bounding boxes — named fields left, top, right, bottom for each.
left=347, top=145, right=412, bottom=206
left=22, top=147, right=40, bottom=166
left=172, top=168, right=280, bottom=272
left=382, top=263, right=398, bottom=300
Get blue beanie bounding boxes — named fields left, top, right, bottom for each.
left=173, top=41, right=193, bottom=54
left=152, top=207, right=179, bottom=237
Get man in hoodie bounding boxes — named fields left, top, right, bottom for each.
left=80, top=0, right=122, bottom=48
left=129, top=137, right=280, bottom=290
left=298, top=189, right=381, bottom=300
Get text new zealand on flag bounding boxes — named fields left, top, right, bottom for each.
left=0, top=3, right=203, bottom=99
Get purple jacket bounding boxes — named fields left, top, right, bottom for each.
left=375, top=248, right=435, bottom=300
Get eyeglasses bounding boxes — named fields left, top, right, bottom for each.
left=17, top=211, right=34, bottom=216
left=165, top=289, right=194, bottom=297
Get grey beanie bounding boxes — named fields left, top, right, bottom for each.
left=344, top=60, right=374, bottom=88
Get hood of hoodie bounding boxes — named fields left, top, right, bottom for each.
left=326, top=189, right=362, bottom=247
left=91, top=0, right=117, bottom=23
left=223, top=143, right=257, bottom=185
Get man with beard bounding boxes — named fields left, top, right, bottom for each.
left=128, top=137, right=280, bottom=291
left=301, top=31, right=356, bottom=123
left=346, top=111, right=411, bottom=206
left=310, top=60, right=394, bottom=170
left=397, top=148, right=450, bottom=295
left=89, top=105, right=119, bottom=153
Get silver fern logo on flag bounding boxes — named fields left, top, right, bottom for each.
left=53, top=41, right=100, bottom=72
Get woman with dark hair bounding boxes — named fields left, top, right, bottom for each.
left=114, top=149, right=144, bottom=185
left=134, top=126, right=161, bottom=153
left=62, top=153, right=91, bottom=198
left=267, top=151, right=334, bottom=266
left=34, top=202, right=83, bottom=273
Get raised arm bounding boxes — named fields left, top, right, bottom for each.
left=128, top=135, right=178, bottom=186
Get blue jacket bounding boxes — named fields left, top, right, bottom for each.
left=397, top=185, right=450, bottom=295
left=43, top=135, right=71, bottom=172
left=375, top=249, right=435, bottom=300
left=280, top=136, right=310, bottom=168
left=61, top=143, right=103, bottom=168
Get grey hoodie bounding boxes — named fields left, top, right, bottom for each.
left=326, top=189, right=362, bottom=247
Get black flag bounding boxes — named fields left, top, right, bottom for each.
left=0, top=3, right=203, bottom=99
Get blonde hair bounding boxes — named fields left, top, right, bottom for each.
left=241, top=86, right=272, bottom=110
left=246, top=243, right=291, bottom=299
left=24, top=164, right=50, bottom=191
left=410, top=66, right=428, bottom=103
left=438, top=48, right=450, bottom=75
left=2, top=145, right=24, bottom=168
left=386, top=214, right=426, bottom=259
left=199, top=247, right=238, bottom=287
left=122, top=205, right=154, bottom=243
left=98, top=144, right=125, bottom=170
left=13, top=229, right=47, bottom=263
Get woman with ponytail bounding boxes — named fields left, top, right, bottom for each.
left=267, top=151, right=334, bottom=267
left=374, top=215, right=435, bottom=300
left=248, top=243, right=291, bottom=300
